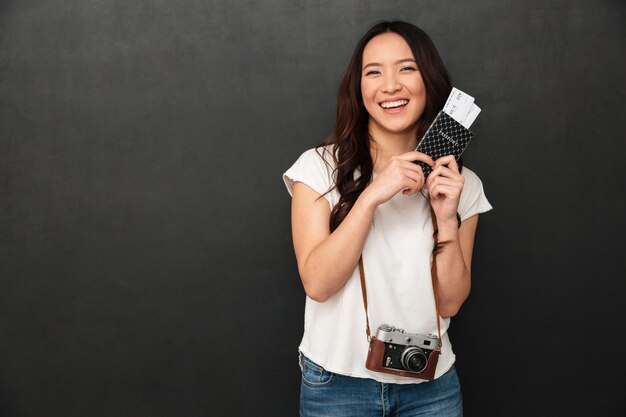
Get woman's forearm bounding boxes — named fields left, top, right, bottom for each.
left=432, top=220, right=472, bottom=317
left=298, top=191, right=379, bottom=302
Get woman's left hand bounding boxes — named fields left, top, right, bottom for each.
left=426, top=155, right=464, bottom=225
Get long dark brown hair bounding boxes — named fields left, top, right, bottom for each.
left=320, top=21, right=455, bottom=232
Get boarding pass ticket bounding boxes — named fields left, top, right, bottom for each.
left=443, top=87, right=481, bottom=129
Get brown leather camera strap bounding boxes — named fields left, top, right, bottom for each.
left=358, top=210, right=442, bottom=350
left=357, top=257, right=372, bottom=339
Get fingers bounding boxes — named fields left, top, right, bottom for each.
left=426, top=165, right=462, bottom=184
left=433, top=155, right=459, bottom=172
left=393, top=164, right=425, bottom=196
left=427, top=156, right=464, bottom=199
left=429, top=183, right=460, bottom=200
left=427, top=175, right=463, bottom=200
left=401, top=166, right=425, bottom=195
left=395, top=151, right=435, bottom=167
left=384, top=154, right=430, bottom=195
left=368, top=157, right=426, bottom=204
left=426, top=156, right=463, bottom=188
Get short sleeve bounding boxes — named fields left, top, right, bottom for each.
left=283, top=148, right=335, bottom=207
left=458, top=167, right=493, bottom=221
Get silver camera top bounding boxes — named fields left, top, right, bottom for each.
left=376, top=323, right=439, bottom=350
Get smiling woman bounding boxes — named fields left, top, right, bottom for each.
left=283, top=21, right=492, bottom=417
left=360, top=33, right=427, bottom=141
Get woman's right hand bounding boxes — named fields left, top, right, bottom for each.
left=362, top=151, right=434, bottom=206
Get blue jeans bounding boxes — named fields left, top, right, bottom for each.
left=300, top=355, right=463, bottom=417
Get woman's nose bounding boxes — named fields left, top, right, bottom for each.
left=382, top=74, right=401, bottom=93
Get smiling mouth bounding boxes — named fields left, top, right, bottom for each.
left=379, top=99, right=409, bottom=109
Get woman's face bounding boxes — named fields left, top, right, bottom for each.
left=360, top=33, right=427, bottom=137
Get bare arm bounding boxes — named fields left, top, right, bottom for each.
left=426, top=155, right=481, bottom=317
left=291, top=182, right=377, bottom=302
left=432, top=214, right=478, bottom=317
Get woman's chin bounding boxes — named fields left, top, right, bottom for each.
left=377, top=122, right=418, bottom=137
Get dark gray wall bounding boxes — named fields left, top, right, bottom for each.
left=1, top=0, right=624, bottom=416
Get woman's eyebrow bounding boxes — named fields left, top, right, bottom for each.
left=362, top=58, right=417, bottom=70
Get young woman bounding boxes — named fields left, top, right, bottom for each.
left=283, top=21, right=492, bottom=416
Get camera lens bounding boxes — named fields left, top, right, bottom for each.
left=400, top=347, right=427, bottom=373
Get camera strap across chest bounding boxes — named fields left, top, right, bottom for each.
left=358, top=209, right=442, bottom=350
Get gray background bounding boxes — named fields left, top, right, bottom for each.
left=1, top=0, right=624, bottom=416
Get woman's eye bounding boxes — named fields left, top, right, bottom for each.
left=365, top=70, right=381, bottom=76
left=401, top=66, right=417, bottom=72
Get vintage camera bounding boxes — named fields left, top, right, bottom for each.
left=366, top=324, right=440, bottom=380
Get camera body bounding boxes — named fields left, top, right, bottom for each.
left=365, top=324, right=440, bottom=381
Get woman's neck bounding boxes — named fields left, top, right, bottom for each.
left=369, top=124, right=418, bottom=173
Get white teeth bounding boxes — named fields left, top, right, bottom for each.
left=380, top=100, right=409, bottom=109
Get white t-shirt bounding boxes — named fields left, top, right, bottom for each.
left=283, top=146, right=493, bottom=384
